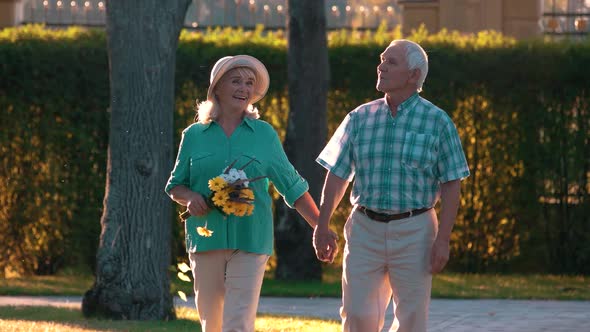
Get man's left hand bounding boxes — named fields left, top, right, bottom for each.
left=430, top=237, right=450, bottom=274
left=313, top=226, right=339, bottom=263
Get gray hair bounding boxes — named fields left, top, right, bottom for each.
left=391, top=39, right=429, bottom=92
left=196, top=67, right=261, bottom=124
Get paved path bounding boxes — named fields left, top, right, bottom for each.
left=1, top=296, right=589, bottom=331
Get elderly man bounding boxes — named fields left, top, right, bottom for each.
left=313, top=39, right=470, bottom=332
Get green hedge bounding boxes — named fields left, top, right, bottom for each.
left=1, top=25, right=588, bottom=275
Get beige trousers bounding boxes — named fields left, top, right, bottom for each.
left=341, top=208, right=438, bottom=332
left=189, top=249, right=269, bottom=332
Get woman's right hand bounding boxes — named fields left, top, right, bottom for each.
left=186, top=192, right=211, bottom=216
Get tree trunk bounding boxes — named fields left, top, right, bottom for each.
left=82, top=0, right=190, bottom=320
left=274, top=0, right=329, bottom=281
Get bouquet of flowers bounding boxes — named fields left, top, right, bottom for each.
left=179, top=159, right=266, bottom=237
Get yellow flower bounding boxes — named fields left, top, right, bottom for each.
left=222, top=204, right=236, bottom=215
left=212, top=189, right=230, bottom=207
left=197, top=226, right=214, bottom=237
left=208, top=176, right=228, bottom=191
left=240, top=188, right=254, bottom=200
left=245, top=204, right=254, bottom=216
left=233, top=204, right=248, bottom=217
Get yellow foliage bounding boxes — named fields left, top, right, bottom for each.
left=1, top=23, right=519, bottom=50
left=0, top=24, right=101, bottom=42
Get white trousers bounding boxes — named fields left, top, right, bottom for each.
left=341, top=208, right=438, bottom=332
left=189, top=249, right=269, bottom=332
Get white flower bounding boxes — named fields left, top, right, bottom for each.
left=219, top=163, right=254, bottom=187
left=227, top=168, right=241, bottom=182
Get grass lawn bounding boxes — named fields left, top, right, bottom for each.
left=0, top=306, right=340, bottom=332
left=0, top=269, right=588, bottom=300
left=431, top=273, right=589, bottom=300
left=0, top=268, right=587, bottom=332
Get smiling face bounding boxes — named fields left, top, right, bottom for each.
left=376, top=42, right=418, bottom=95
left=214, top=67, right=257, bottom=112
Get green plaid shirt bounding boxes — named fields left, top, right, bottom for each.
left=317, top=93, right=470, bottom=212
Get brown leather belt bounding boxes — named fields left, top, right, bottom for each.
left=357, top=206, right=432, bottom=222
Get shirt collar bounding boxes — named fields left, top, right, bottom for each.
left=242, top=117, right=256, bottom=131
left=383, top=92, right=420, bottom=116
left=200, top=121, right=214, bottom=132
left=200, top=117, right=256, bottom=132
left=398, top=92, right=420, bottom=113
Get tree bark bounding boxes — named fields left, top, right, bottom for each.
left=82, top=0, right=190, bottom=320
left=274, top=0, right=329, bottom=280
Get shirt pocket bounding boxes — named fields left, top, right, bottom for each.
left=402, top=132, right=438, bottom=169
left=189, top=152, right=215, bottom=182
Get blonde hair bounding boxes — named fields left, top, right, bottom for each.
left=195, top=67, right=261, bottom=124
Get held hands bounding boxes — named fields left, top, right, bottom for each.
left=313, top=225, right=339, bottom=263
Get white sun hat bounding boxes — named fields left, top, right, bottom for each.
left=207, top=55, right=270, bottom=104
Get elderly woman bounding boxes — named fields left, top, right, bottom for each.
left=165, top=55, right=334, bottom=332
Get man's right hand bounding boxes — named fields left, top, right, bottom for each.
left=313, top=225, right=339, bottom=263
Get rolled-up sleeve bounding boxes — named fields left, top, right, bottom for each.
left=165, top=128, right=191, bottom=195
left=266, top=129, right=309, bottom=208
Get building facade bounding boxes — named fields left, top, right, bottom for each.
left=2, top=0, right=588, bottom=39
left=399, top=0, right=589, bottom=39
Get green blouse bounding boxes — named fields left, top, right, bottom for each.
left=165, top=117, right=309, bottom=255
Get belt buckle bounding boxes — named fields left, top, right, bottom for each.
left=408, top=210, right=413, bottom=217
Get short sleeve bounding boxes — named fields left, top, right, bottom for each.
left=436, top=121, right=470, bottom=183
left=316, top=113, right=355, bottom=181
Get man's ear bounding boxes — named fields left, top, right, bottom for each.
left=410, top=68, right=421, bottom=83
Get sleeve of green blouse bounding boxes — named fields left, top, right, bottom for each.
left=165, top=128, right=191, bottom=195
left=266, top=127, right=309, bottom=208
